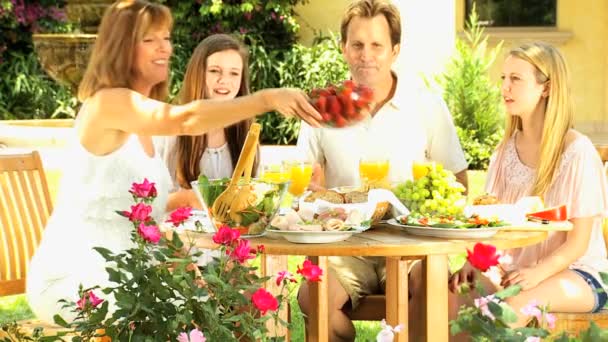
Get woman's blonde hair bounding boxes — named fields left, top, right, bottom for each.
left=500, top=42, right=574, bottom=196
left=78, top=0, right=173, bottom=102
left=173, top=34, right=258, bottom=188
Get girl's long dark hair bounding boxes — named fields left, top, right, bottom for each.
left=173, top=34, right=259, bottom=188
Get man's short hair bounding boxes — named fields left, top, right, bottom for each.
left=340, top=0, right=401, bottom=47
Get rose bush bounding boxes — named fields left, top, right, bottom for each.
left=2, top=178, right=323, bottom=341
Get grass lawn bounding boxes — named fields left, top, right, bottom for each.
left=0, top=170, right=487, bottom=341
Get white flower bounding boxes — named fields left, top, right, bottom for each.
left=376, top=319, right=404, bottom=342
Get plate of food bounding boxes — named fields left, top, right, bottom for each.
left=387, top=213, right=508, bottom=239
left=267, top=229, right=364, bottom=244
left=268, top=206, right=369, bottom=243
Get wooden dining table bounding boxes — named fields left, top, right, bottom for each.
left=179, top=224, right=549, bottom=342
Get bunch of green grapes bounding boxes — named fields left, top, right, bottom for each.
left=392, top=164, right=466, bottom=216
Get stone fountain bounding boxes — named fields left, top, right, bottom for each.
left=31, top=0, right=113, bottom=93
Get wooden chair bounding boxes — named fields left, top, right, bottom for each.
left=0, top=151, right=53, bottom=296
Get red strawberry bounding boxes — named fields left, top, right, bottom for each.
left=342, top=98, right=356, bottom=118
left=315, top=96, right=327, bottom=113
left=318, top=89, right=331, bottom=97
left=321, top=112, right=332, bottom=122
left=334, top=114, right=347, bottom=128
left=358, top=86, right=373, bottom=102
left=343, top=80, right=355, bottom=89
left=327, top=95, right=342, bottom=117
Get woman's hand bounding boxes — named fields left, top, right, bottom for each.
left=449, top=261, right=476, bottom=293
left=501, top=267, right=543, bottom=291
left=261, top=88, right=322, bottom=127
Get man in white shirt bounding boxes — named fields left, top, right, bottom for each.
left=296, top=0, right=468, bottom=341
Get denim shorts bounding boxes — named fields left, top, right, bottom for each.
left=572, top=269, right=608, bottom=313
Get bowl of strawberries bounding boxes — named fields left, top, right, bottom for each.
left=309, top=80, right=374, bottom=128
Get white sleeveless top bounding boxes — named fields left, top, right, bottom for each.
left=155, top=136, right=233, bottom=190
left=26, top=120, right=171, bottom=323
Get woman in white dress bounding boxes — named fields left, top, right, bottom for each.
left=26, top=0, right=320, bottom=323
left=158, top=34, right=260, bottom=211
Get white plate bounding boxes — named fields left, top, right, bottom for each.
left=266, top=229, right=363, bottom=244
left=386, top=218, right=499, bottom=239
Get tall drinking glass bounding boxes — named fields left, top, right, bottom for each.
left=359, top=158, right=390, bottom=190
left=283, top=160, right=313, bottom=209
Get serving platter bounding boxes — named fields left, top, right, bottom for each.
left=386, top=218, right=500, bottom=239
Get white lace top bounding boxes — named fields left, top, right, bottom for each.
left=155, top=136, right=233, bottom=190
left=486, top=132, right=608, bottom=289
left=26, top=121, right=171, bottom=323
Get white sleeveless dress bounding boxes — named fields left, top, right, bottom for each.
left=26, top=129, right=171, bottom=323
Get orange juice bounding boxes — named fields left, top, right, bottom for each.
left=359, top=160, right=389, bottom=183
left=286, top=163, right=312, bottom=196
left=412, top=162, right=431, bottom=180
left=261, top=164, right=290, bottom=183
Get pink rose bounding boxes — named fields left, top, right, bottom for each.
left=229, top=239, right=255, bottom=264
left=77, top=295, right=86, bottom=310
left=129, top=178, right=157, bottom=199
left=177, top=329, right=206, bottom=342
left=76, top=291, right=104, bottom=310
left=137, top=223, right=161, bottom=244
left=212, top=225, right=240, bottom=246
left=251, top=288, right=278, bottom=315
left=166, top=207, right=192, bottom=227
left=125, top=203, right=152, bottom=223
left=276, top=270, right=296, bottom=286
left=297, top=259, right=323, bottom=282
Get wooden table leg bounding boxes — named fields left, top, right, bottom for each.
left=386, top=257, right=409, bottom=342
left=422, top=254, right=449, bottom=342
left=307, top=256, right=329, bottom=342
left=261, top=254, right=290, bottom=341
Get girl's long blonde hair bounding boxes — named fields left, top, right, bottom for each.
left=78, top=0, right=173, bottom=102
left=499, top=42, right=574, bottom=197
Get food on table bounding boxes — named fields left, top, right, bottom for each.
left=398, top=212, right=507, bottom=229
left=344, top=190, right=369, bottom=204
left=269, top=207, right=368, bottom=232
left=303, top=189, right=369, bottom=204
left=392, top=163, right=466, bottom=216
left=193, top=175, right=288, bottom=235
left=309, top=80, right=373, bottom=128
left=323, top=218, right=346, bottom=231
left=526, top=205, right=568, bottom=222
left=304, top=190, right=345, bottom=204
left=473, top=194, right=500, bottom=205
left=515, top=196, right=545, bottom=213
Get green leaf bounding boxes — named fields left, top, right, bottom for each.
left=52, top=314, right=70, bottom=328
left=494, top=284, right=521, bottom=300
left=448, top=253, right=467, bottom=274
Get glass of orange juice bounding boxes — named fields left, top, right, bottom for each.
left=260, top=163, right=290, bottom=183
left=359, top=158, right=390, bottom=189
left=283, top=161, right=313, bottom=197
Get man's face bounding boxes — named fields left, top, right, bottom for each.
left=341, top=15, right=400, bottom=88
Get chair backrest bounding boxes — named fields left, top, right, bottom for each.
left=0, top=151, right=53, bottom=296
